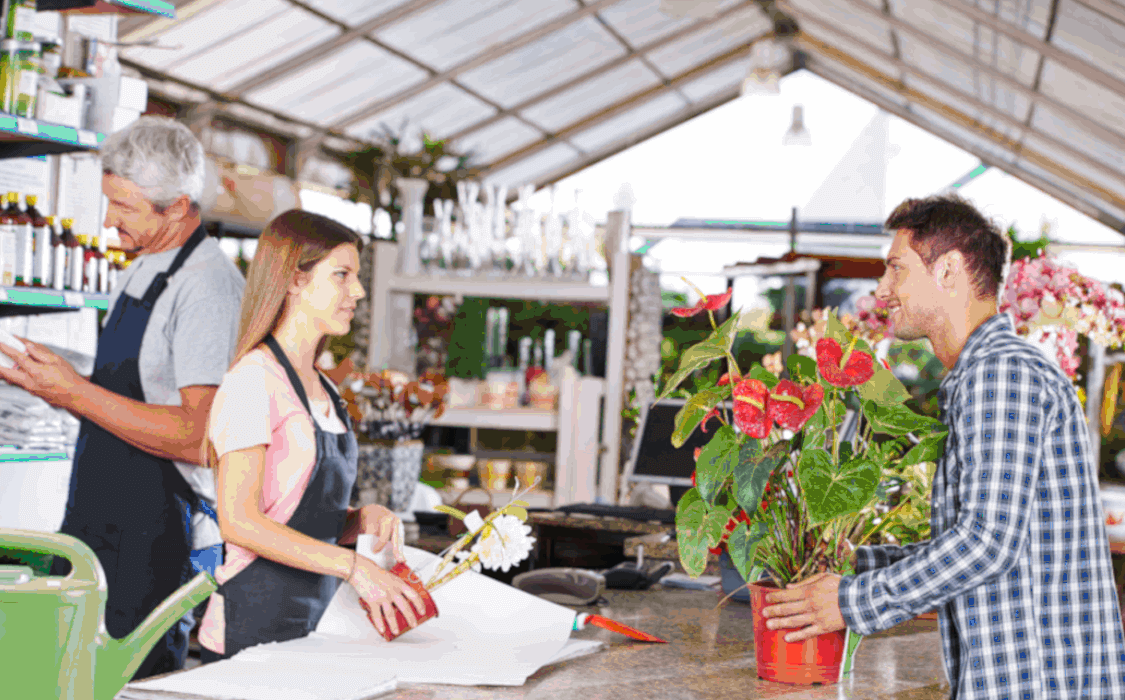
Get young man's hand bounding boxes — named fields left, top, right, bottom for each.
left=761, top=572, right=847, bottom=643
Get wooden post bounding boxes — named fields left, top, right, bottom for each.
left=367, top=240, right=415, bottom=373
left=1087, top=343, right=1106, bottom=480
left=600, top=211, right=632, bottom=504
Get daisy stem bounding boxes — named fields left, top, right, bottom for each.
left=427, top=551, right=482, bottom=592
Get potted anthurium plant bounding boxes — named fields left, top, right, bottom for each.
left=663, top=285, right=947, bottom=685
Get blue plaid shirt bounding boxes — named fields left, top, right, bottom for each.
left=839, top=313, right=1125, bottom=699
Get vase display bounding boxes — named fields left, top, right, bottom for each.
left=748, top=580, right=847, bottom=685
left=395, top=177, right=429, bottom=276
left=351, top=440, right=425, bottom=513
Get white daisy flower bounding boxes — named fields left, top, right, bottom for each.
left=473, top=515, right=536, bottom=572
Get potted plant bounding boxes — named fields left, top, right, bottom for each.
left=664, top=286, right=946, bottom=685
left=342, top=369, right=449, bottom=512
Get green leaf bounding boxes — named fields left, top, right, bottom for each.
left=503, top=506, right=529, bottom=522
left=695, top=425, right=741, bottom=503
left=702, top=501, right=735, bottom=548
left=675, top=488, right=708, bottom=577
left=798, top=450, right=881, bottom=524
left=671, top=385, right=731, bottom=448
left=900, top=431, right=947, bottom=468
left=862, top=400, right=944, bottom=437
left=856, top=365, right=912, bottom=405
left=748, top=364, right=779, bottom=389
left=433, top=505, right=466, bottom=519
left=657, top=338, right=731, bottom=400
left=712, top=311, right=743, bottom=350
left=787, top=354, right=818, bottom=383
left=728, top=520, right=769, bottom=581
left=732, top=439, right=790, bottom=514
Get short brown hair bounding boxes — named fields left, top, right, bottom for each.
left=885, top=194, right=1009, bottom=298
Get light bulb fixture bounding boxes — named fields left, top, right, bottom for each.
left=740, top=39, right=787, bottom=96
left=783, top=105, right=812, bottom=146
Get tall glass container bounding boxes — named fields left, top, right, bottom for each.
left=10, top=41, right=39, bottom=118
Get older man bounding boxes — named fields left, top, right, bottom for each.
left=0, top=117, right=244, bottom=679
left=763, top=195, right=1125, bottom=699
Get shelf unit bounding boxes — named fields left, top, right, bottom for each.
left=0, top=449, right=68, bottom=462
left=0, top=116, right=103, bottom=159
left=0, top=286, right=110, bottom=316
left=368, top=227, right=634, bottom=507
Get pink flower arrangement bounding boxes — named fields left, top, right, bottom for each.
left=855, top=295, right=894, bottom=341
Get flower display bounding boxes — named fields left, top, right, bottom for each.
left=815, top=338, right=875, bottom=387
left=766, top=380, right=824, bottom=431
left=732, top=378, right=771, bottom=438
left=343, top=369, right=449, bottom=442
left=671, top=287, right=733, bottom=317
left=762, top=308, right=885, bottom=376
left=855, top=295, right=894, bottom=341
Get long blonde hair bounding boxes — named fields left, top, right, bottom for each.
left=202, top=209, right=363, bottom=469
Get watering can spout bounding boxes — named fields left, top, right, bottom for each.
left=96, top=571, right=216, bottom=697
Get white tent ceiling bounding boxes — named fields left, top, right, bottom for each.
left=117, top=0, right=1125, bottom=234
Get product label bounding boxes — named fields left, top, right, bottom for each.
left=33, top=225, right=49, bottom=284
left=98, top=257, right=108, bottom=294
left=14, top=223, right=30, bottom=282
left=78, top=130, right=98, bottom=147
left=52, top=244, right=65, bottom=290
left=0, top=226, right=15, bottom=286
left=13, top=7, right=35, bottom=37
left=18, top=70, right=35, bottom=98
left=16, top=117, right=36, bottom=135
left=63, top=291, right=83, bottom=307
left=68, top=247, right=82, bottom=291
left=85, top=256, right=96, bottom=292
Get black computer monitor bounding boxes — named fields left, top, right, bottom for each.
left=625, top=399, right=716, bottom=489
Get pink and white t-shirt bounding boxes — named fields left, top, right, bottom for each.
left=198, top=347, right=347, bottom=654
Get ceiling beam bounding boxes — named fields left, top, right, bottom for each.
left=481, top=33, right=776, bottom=175
left=810, top=59, right=1125, bottom=234
left=797, top=39, right=1125, bottom=226
left=329, top=0, right=628, bottom=131
left=444, top=0, right=761, bottom=144
left=528, top=85, right=748, bottom=188
left=779, top=0, right=1125, bottom=153
left=222, top=0, right=447, bottom=98
left=792, top=20, right=1124, bottom=185
left=1072, top=0, right=1125, bottom=26
left=945, top=0, right=1125, bottom=99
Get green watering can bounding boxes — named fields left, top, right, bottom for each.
left=0, top=528, right=217, bottom=700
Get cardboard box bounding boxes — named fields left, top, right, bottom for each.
left=36, top=88, right=85, bottom=129
left=117, top=76, right=147, bottom=112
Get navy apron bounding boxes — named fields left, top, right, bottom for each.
left=218, top=334, right=357, bottom=659
left=51, top=225, right=208, bottom=679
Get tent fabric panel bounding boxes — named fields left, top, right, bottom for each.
left=344, top=83, right=498, bottom=145
left=600, top=0, right=743, bottom=47
left=803, top=22, right=914, bottom=85
left=1015, top=156, right=1125, bottom=225
left=303, top=0, right=420, bottom=26
left=1030, top=105, right=1125, bottom=175
left=454, top=116, right=545, bottom=163
left=678, top=61, right=747, bottom=103
left=644, top=5, right=772, bottom=76
left=456, top=16, right=626, bottom=109
left=1038, top=61, right=1125, bottom=138
left=243, top=42, right=429, bottom=122
left=374, top=0, right=579, bottom=72
left=520, top=59, right=663, bottom=132
left=569, top=91, right=689, bottom=152
left=485, top=142, right=581, bottom=187
left=167, top=11, right=342, bottom=91
left=1051, top=0, right=1125, bottom=84
left=1022, top=134, right=1125, bottom=202
left=787, top=0, right=896, bottom=54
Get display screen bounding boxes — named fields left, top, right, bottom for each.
left=629, top=401, right=716, bottom=483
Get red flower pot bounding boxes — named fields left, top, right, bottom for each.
left=748, top=581, right=847, bottom=685
left=359, top=562, right=440, bottom=642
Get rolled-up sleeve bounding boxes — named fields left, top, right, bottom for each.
left=838, top=358, right=1051, bottom=635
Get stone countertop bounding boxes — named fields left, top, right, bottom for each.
left=529, top=511, right=670, bottom=535
left=393, top=586, right=950, bottom=700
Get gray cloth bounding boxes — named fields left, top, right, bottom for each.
left=104, top=233, right=245, bottom=548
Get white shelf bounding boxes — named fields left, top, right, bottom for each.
left=431, top=407, right=558, bottom=431
left=387, top=275, right=610, bottom=302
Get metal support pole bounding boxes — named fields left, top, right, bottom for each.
left=1087, top=343, right=1107, bottom=481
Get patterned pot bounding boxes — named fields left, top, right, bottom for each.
left=350, top=440, right=424, bottom=513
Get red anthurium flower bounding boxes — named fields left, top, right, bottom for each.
left=717, top=371, right=739, bottom=386
left=732, top=378, right=771, bottom=438
left=693, top=447, right=703, bottom=461
left=691, top=470, right=696, bottom=486
left=709, top=545, right=724, bottom=555
left=816, top=338, right=875, bottom=387
left=700, top=408, right=720, bottom=433
left=670, top=288, right=733, bottom=317
left=766, top=380, right=825, bottom=431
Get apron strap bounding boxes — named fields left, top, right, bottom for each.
left=264, top=336, right=351, bottom=429
left=141, top=225, right=208, bottom=309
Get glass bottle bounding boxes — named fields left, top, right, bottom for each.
left=49, top=215, right=64, bottom=290
left=8, top=41, right=38, bottom=118
left=62, top=218, right=81, bottom=291
left=0, top=194, right=12, bottom=285
left=95, top=235, right=107, bottom=293
left=106, top=250, right=119, bottom=292
left=80, top=234, right=96, bottom=292
left=27, top=194, right=46, bottom=286
left=11, top=192, right=31, bottom=286
left=7, top=1, right=35, bottom=42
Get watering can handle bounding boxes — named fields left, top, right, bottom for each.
left=0, top=528, right=102, bottom=585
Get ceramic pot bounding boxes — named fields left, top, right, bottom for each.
left=350, top=440, right=425, bottom=512
left=359, top=562, right=439, bottom=642
left=748, top=580, right=847, bottom=685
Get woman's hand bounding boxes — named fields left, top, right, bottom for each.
left=349, top=556, right=426, bottom=637
left=356, top=504, right=405, bottom=563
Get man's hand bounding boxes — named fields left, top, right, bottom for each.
left=0, top=337, right=85, bottom=407
left=761, top=572, right=847, bottom=643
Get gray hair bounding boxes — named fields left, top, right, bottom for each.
left=101, top=116, right=206, bottom=211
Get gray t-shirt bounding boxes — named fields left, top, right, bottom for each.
left=104, top=234, right=245, bottom=548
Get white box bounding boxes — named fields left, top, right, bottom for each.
left=112, top=106, right=140, bottom=133
left=117, top=75, right=148, bottom=112
left=36, top=89, right=84, bottom=129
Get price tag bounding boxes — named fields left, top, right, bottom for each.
left=0, top=288, right=8, bottom=302
left=63, top=292, right=84, bottom=307
left=16, top=118, right=37, bottom=135
left=78, top=130, right=98, bottom=147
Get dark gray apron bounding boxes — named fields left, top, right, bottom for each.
left=51, top=226, right=207, bottom=679
left=218, top=334, right=357, bottom=658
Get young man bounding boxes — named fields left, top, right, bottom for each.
left=0, top=117, right=245, bottom=679
left=762, top=195, right=1125, bottom=698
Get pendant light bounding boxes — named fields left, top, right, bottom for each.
left=783, top=105, right=812, bottom=146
